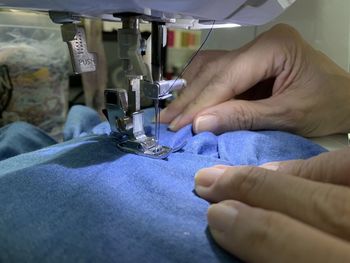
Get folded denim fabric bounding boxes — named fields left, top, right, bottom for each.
left=0, top=106, right=326, bottom=262
left=0, top=121, right=56, bottom=162
left=63, top=105, right=102, bottom=141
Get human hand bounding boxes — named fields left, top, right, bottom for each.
left=160, top=24, right=350, bottom=137
left=194, top=147, right=350, bottom=262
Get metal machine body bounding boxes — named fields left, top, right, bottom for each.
left=0, top=0, right=295, bottom=158
left=102, top=15, right=187, bottom=158
left=0, top=0, right=295, bottom=27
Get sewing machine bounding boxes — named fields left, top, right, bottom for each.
left=0, top=0, right=295, bottom=158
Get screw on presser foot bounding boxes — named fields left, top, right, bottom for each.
left=114, top=133, right=172, bottom=159
left=103, top=89, right=173, bottom=159
left=101, top=17, right=187, bottom=160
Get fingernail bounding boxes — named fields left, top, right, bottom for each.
left=194, top=115, right=219, bottom=133
left=195, top=168, right=225, bottom=187
left=260, top=162, right=280, bottom=171
left=208, top=203, right=238, bottom=232
left=169, top=114, right=182, bottom=131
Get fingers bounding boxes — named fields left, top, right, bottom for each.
left=192, top=98, right=295, bottom=134
left=208, top=200, right=350, bottom=263
left=182, top=50, right=229, bottom=87
left=159, top=50, right=231, bottom=124
left=195, top=166, right=350, bottom=240
left=165, top=46, right=284, bottom=131
left=163, top=25, right=301, bottom=131
left=261, top=147, right=350, bottom=186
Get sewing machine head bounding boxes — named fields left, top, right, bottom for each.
left=0, top=0, right=295, bottom=158
left=0, top=1, right=295, bottom=25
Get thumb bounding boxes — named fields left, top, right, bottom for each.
left=193, top=98, right=293, bottom=134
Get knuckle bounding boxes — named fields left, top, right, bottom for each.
left=270, top=23, right=297, bottom=34
left=264, top=23, right=301, bottom=42
left=256, top=24, right=303, bottom=58
left=246, top=210, right=277, bottom=248
left=228, top=167, right=267, bottom=199
left=205, top=61, right=221, bottom=75
left=300, top=158, right=321, bottom=180
left=311, top=185, right=350, bottom=234
left=272, top=105, right=304, bottom=133
left=278, top=159, right=302, bottom=174
left=228, top=103, right=255, bottom=130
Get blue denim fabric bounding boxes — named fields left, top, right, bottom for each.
left=0, top=121, right=57, bottom=162
left=63, top=105, right=102, bottom=141
left=0, top=106, right=326, bottom=262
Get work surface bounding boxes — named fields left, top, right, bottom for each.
left=0, top=106, right=326, bottom=262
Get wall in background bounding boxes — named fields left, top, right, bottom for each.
left=202, top=0, right=350, bottom=71
left=201, top=26, right=255, bottom=50
left=257, top=0, right=350, bottom=71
